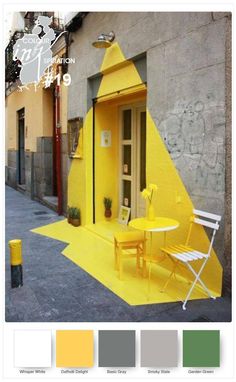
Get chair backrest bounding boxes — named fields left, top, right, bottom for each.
left=186, top=209, right=221, bottom=256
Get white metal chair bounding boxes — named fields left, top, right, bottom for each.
left=160, top=209, right=221, bottom=310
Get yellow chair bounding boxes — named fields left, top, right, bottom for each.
left=114, top=231, right=145, bottom=280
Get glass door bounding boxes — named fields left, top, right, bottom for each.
left=120, top=108, right=133, bottom=213
left=120, top=104, right=146, bottom=219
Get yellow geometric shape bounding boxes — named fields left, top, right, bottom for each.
left=97, top=60, right=143, bottom=99
left=145, top=110, right=223, bottom=296
left=64, top=41, right=222, bottom=302
left=56, top=330, right=94, bottom=367
left=100, top=42, right=126, bottom=73
left=31, top=220, right=221, bottom=306
left=67, top=108, right=93, bottom=225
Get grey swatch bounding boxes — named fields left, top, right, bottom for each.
left=99, top=330, right=135, bottom=367
left=141, top=330, right=178, bottom=367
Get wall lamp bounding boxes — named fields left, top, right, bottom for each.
left=92, top=31, right=115, bottom=48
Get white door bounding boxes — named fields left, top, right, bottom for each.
left=120, top=104, right=146, bottom=219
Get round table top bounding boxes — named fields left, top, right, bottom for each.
left=129, top=217, right=179, bottom=232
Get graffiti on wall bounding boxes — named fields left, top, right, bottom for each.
left=158, top=100, right=225, bottom=196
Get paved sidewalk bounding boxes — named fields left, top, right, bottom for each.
left=5, top=186, right=231, bottom=322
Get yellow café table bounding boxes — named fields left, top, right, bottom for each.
left=129, top=217, right=179, bottom=298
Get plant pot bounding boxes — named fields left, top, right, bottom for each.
left=71, top=218, right=81, bottom=227
left=105, top=208, right=112, bottom=218
left=67, top=216, right=72, bottom=224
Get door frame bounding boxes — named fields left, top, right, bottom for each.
left=118, top=101, right=146, bottom=219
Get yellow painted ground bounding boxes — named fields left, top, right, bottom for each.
left=31, top=220, right=220, bottom=306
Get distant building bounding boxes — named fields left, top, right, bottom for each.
left=5, top=12, right=68, bottom=213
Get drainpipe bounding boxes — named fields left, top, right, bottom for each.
left=55, top=66, right=62, bottom=215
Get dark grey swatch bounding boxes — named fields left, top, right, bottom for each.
left=141, top=330, right=178, bottom=367
left=99, top=330, right=135, bottom=367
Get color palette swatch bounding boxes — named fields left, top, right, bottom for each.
left=56, top=330, right=94, bottom=367
left=98, top=330, right=135, bottom=367
left=14, top=330, right=51, bottom=368
left=183, top=330, right=220, bottom=367
left=141, top=330, right=178, bottom=367
left=13, top=329, right=221, bottom=370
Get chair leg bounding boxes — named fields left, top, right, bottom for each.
left=118, top=247, right=123, bottom=280
left=137, top=245, right=141, bottom=270
left=114, top=244, right=118, bottom=270
left=160, top=262, right=178, bottom=293
left=182, top=258, right=213, bottom=310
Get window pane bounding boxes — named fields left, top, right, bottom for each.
left=140, top=111, right=146, bottom=191
left=123, top=145, right=131, bottom=175
left=123, top=109, right=131, bottom=140
left=123, top=180, right=131, bottom=207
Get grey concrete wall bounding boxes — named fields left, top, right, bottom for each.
left=25, top=151, right=33, bottom=197
left=67, top=12, right=231, bottom=291
left=34, top=137, right=54, bottom=200
left=6, top=137, right=68, bottom=215
left=6, top=150, right=17, bottom=188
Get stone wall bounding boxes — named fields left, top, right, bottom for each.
left=6, top=134, right=68, bottom=215
left=6, top=150, right=17, bottom=188
left=34, top=137, right=54, bottom=200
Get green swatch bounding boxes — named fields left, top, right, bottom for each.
left=183, top=330, right=220, bottom=367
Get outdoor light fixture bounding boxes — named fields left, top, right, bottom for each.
left=92, top=31, right=115, bottom=48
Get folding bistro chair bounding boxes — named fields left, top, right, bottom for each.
left=160, top=209, right=221, bottom=310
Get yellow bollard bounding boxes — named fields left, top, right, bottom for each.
left=9, top=240, right=23, bottom=288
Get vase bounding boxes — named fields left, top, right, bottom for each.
left=147, top=203, right=155, bottom=221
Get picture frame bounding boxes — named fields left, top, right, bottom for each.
left=118, top=206, right=131, bottom=225
left=67, top=117, right=83, bottom=158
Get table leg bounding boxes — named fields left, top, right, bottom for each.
left=143, top=232, right=147, bottom=277
left=147, top=232, right=153, bottom=300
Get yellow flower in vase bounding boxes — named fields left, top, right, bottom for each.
left=141, top=183, right=158, bottom=221
left=141, top=189, right=151, bottom=200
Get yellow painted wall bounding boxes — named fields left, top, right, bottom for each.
left=42, top=87, right=53, bottom=137
left=6, top=48, right=68, bottom=154
left=146, top=110, right=222, bottom=294
left=95, top=101, right=119, bottom=222
left=6, top=84, right=43, bottom=152
left=68, top=108, right=93, bottom=225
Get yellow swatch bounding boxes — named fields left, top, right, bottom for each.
left=56, top=330, right=94, bottom=368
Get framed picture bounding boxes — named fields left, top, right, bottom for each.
left=118, top=206, right=131, bottom=225
left=68, top=117, right=83, bottom=158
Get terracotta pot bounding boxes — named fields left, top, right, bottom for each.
left=68, top=216, right=72, bottom=224
left=105, top=208, right=112, bottom=218
left=71, top=218, right=81, bottom=227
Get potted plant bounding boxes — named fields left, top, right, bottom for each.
left=67, top=206, right=81, bottom=227
left=103, top=197, right=112, bottom=219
